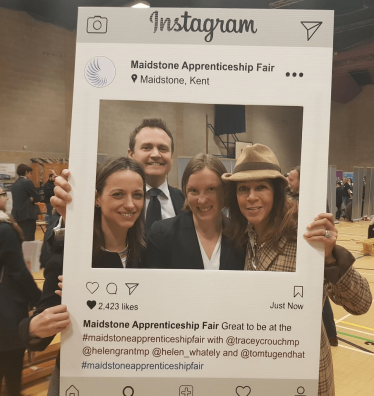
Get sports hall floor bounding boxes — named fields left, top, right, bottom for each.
left=16, top=221, right=374, bottom=396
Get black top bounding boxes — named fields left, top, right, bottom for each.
left=11, top=177, right=41, bottom=222
left=43, top=180, right=55, bottom=203
left=92, top=249, right=142, bottom=268
left=19, top=253, right=63, bottom=354
left=342, top=183, right=351, bottom=198
left=0, top=221, right=41, bottom=351
left=336, top=186, right=343, bottom=203
left=39, top=214, right=62, bottom=268
left=145, top=211, right=245, bottom=270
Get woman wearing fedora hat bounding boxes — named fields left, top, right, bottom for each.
left=222, top=144, right=372, bottom=396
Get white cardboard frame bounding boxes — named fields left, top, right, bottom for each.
left=61, top=8, right=333, bottom=396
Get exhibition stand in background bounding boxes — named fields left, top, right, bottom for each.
left=328, top=165, right=374, bottom=221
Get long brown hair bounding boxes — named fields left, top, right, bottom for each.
left=181, top=153, right=228, bottom=211
left=92, top=157, right=146, bottom=263
left=225, top=178, right=298, bottom=249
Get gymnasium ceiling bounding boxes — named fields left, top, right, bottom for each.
left=2, top=0, right=374, bottom=102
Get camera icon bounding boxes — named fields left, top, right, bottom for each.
left=87, top=16, right=107, bottom=34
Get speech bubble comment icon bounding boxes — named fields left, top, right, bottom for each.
left=123, top=386, right=134, bottom=396
left=125, top=283, right=139, bottom=295
left=236, top=386, right=251, bottom=396
left=86, top=282, right=99, bottom=294
left=106, top=282, right=117, bottom=294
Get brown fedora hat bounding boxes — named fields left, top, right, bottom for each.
left=222, top=144, right=288, bottom=187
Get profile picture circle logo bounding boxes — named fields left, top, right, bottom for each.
left=85, top=56, right=116, bottom=88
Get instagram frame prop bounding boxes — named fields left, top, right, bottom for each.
left=61, top=8, right=333, bottom=396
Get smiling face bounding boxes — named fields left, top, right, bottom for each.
left=95, top=170, right=144, bottom=233
left=186, top=168, right=224, bottom=224
left=236, top=179, right=274, bottom=235
left=128, top=127, right=173, bottom=188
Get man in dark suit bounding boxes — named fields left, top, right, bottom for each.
left=43, top=173, right=56, bottom=219
left=128, top=118, right=184, bottom=232
left=11, top=164, right=41, bottom=241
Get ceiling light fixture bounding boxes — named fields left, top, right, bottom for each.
left=128, top=1, right=150, bottom=8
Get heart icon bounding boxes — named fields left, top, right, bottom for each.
left=236, top=386, right=251, bottom=396
left=87, top=300, right=96, bottom=309
left=86, top=282, right=99, bottom=294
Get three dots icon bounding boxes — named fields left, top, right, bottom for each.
left=286, top=72, right=304, bottom=78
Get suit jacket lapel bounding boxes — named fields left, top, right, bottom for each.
left=182, top=212, right=205, bottom=270
left=168, top=185, right=177, bottom=213
left=168, top=185, right=184, bottom=215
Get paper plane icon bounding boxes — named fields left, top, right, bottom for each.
left=125, top=283, right=139, bottom=295
left=301, top=21, right=323, bottom=41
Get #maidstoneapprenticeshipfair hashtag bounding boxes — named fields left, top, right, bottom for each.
left=80, top=361, right=204, bottom=371
left=82, top=334, right=206, bottom=344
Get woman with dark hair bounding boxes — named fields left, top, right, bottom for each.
left=0, top=187, right=42, bottom=396
left=92, top=157, right=146, bottom=267
left=146, top=153, right=245, bottom=270
left=222, top=144, right=372, bottom=396
left=19, top=157, right=146, bottom=396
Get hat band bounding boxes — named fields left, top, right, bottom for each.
left=233, top=162, right=281, bottom=174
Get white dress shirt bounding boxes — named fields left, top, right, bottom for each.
left=196, top=231, right=222, bottom=270
left=145, top=180, right=176, bottom=220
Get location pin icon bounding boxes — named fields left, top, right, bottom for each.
left=131, top=74, right=137, bottom=83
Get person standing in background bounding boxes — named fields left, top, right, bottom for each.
left=11, top=164, right=41, bottom=241
left=0, top=187, right=42, bottom=396
left=342, top=178, right=351, bottom=208
left=336, top=181, right=343, bottom=220
left=44, top=173, right=56, bottom=221
left=287, top=166, right=300, bottom=200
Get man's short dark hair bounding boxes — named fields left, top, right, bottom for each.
left=17, top=164, right=32, bottom=177
left=48, top=173, right=54, bottom=178
left=129, top=118, right=174, bottom=153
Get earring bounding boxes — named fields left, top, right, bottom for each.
left=95, top=203, right=100, bottom=208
